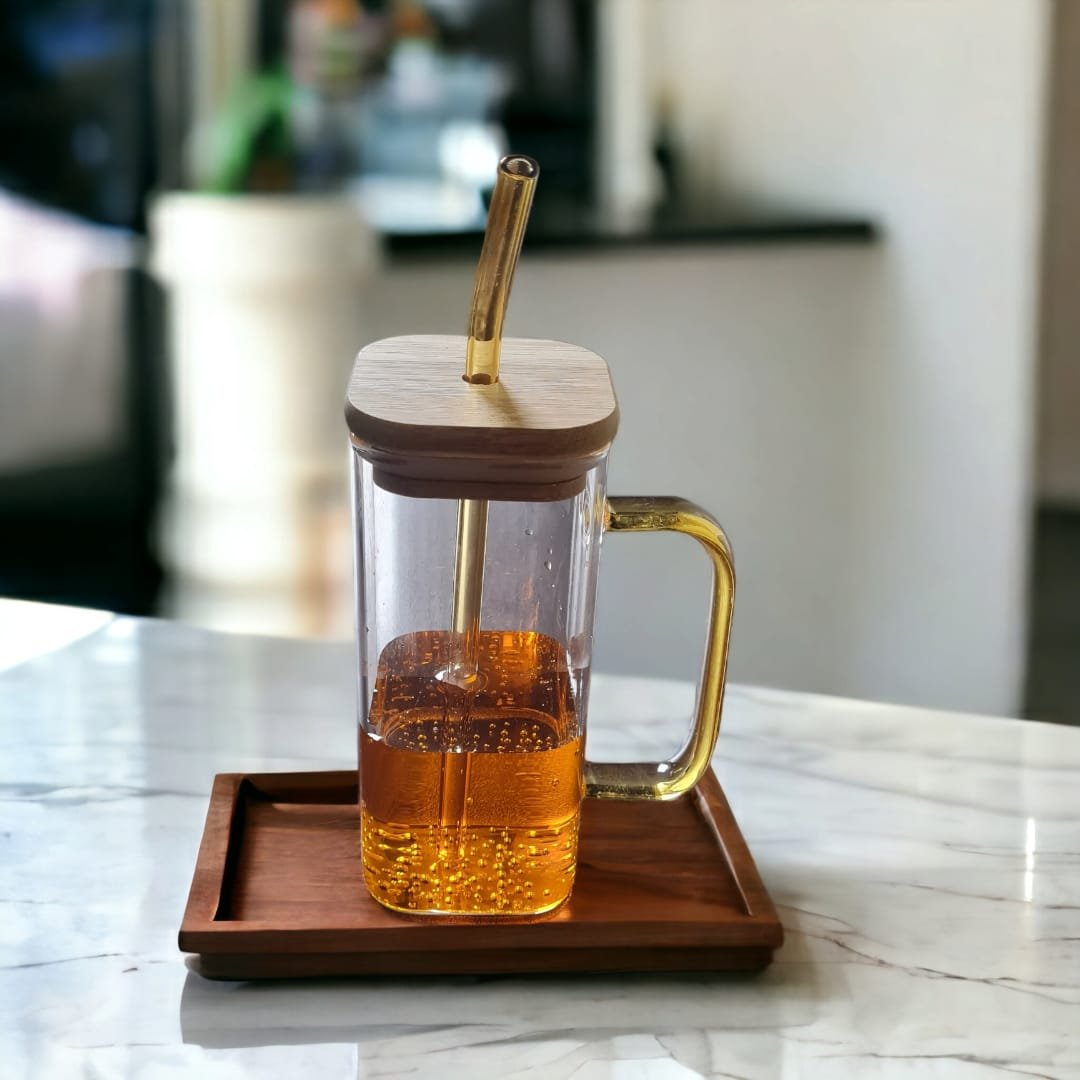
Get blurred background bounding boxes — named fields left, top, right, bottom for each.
left=0, top=0, right=1074, bottom=722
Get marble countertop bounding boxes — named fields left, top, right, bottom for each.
left=1, top=600, right=1078, bottom=1079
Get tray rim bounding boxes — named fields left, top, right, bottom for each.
left=180, top=767, right=783, bottom=963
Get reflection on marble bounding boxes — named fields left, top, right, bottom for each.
left=0, top=599, right=112, bottom=673
left=1, top=602, right=1078, bottom=1078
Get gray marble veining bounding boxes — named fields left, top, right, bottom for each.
left=1, top=601, right=1078, bottom=1078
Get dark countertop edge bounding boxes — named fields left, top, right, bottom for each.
left=384, top=219, right=879, bottom=258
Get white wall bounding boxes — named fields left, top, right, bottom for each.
left=359, top=0, right=1048, bottom=715
left=651, top=0, right=1049, bottom=713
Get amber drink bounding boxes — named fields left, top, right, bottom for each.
left=360, top=630, right=583, bottom=915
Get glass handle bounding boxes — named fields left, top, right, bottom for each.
left=585, top=496, right=735, bottom=800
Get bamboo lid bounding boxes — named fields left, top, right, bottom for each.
left=345, top=334, right=619, bottom=500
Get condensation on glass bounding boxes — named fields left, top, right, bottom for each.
left=353, top=454, right=608, bottom=735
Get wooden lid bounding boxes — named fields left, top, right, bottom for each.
left=345, top=335, right=619, bottom=500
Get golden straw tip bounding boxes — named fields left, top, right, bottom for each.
left=499, top=154, right=539, bottom=180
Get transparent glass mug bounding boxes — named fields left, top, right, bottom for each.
left=352, top=449, right=735, bottom=917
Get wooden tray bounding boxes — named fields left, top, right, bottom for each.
left=180, top=769, right=782, bottom=979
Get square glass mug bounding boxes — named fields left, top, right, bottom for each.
left=352, top=448, right=735, bottom=917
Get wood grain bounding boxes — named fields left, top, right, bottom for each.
left=345, top=335, right=620, bottom=500
left=180, top=769, right=783, bottom=979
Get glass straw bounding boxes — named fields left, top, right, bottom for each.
left=446, top=155, right=539, bottom=684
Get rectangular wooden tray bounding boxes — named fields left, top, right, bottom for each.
left=180, top=769, right=782, bottom=979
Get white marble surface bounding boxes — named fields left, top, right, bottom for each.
left=1, top=600, right=1078, bottom=1079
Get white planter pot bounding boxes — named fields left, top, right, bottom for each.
left=150, top=193, right=378, bottom=590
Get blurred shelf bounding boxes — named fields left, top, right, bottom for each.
left=381, top=202, right=878, bottom=258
